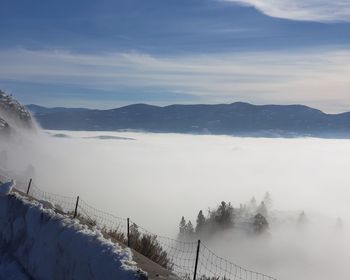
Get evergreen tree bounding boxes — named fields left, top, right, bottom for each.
left=196, top=210, right=206, bottom=233
left=186, top=221, right=194, bottom=235
left=253, top=213, right=269, bottom=234
left=263, top=192, right=273, bottom=210
left=257, top=201, right=268, bottom=218
left=237, top=203, right=247, bottom=218
left=214, top=201, right=234, bottom=229
left=179, top=216, right=187, bottom=236
left=248, top=196, right=257, bottom=213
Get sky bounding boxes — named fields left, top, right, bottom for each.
left=1, top=0, right=350, bottom=112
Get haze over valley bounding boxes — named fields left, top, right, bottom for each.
left=2, top=113, right=350, bottom=279
left=2, top=0, right=350, bottom=279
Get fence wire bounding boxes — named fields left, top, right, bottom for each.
left=28, top=184, right=76, bottom=214
left=0, top=172, right=11, bottom=184
left=0, top=172, right=278, bottom=280
left=77, top=199, right=127, bottom=244
left=0, top=168, right=28, bottom=193
left=197, top=243, right=277, bottom=280
left=130, top=220, right=198, bottom=279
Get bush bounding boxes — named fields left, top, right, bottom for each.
left=102, top=228, right=126, bottom=245
left=129, top=223, right=174, bottom=270
left=253, top=213, right=269, bottom=234
left=75, top=213, right=97, bottom=228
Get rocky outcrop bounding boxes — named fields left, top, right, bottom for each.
left=0, top=90, right=35, bottom=138
left=0, top=90, right=33, bottom=129
left=0, top=117, right=10, bottom=137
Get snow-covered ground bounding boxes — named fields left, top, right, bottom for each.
left=0, top=183, right=145, bottom=280
left=0, top=254, right=30, bottom=280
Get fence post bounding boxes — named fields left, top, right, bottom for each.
left=127, top=218, right=130, bottom=247
left=73, top=196, right=80, bottom=218
left=193, top=239, right=201, bottom=280
left=26, top=178, right=32, bottom=195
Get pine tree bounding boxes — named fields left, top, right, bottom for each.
left=257, top=201, right=268, bottom=218
left=263, top=192, right=272, bottom=210
left=186, top=221, right=194, bottom=236
left=179, top=216, right=187, bottom=236
left=196, top=210, right=206, bottom=233
left=248, top=196, right=257, bottom=213
left=214, top=201, right=234, bottom=229
left=253, top=213, right=269, bottom=234
left=237, top=203, right=248, bottom=219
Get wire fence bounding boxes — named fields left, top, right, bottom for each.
left=129, top=220, right=198, bottom=278
left=78, top=198, right=127, bottom=240
left=0, top=168, right=27, bottom=193
left=29, top=184, right=76, bottom=214
left=0, top=172, right=11, bottom=184
left=1, top=173, right=277, bottom=280
left=197, top=243, right=276, bottom=280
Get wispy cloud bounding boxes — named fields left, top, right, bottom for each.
left=1, top=48, right=350, bottom=112
left=225, top=0, right=350, bottom=22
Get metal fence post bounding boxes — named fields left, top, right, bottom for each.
left=26, top=178, right=32, bottom=195
left=127, top=218, right=130, bottom=247
left=73, top=196, right=80, bottom=218
left=193, top=239, right=201, bottom=280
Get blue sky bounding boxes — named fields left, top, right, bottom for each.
left=1, top=0, right=350, bottom=112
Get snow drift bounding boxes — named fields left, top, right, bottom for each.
left=0, top=188, right=146, bottom=280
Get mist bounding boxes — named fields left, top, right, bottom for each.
left=1, top=128, right=350, bottom=279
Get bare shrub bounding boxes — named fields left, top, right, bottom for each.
left=129, top=223, right=174, bottom=270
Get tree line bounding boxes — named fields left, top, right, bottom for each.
left=178, top=192, right=273, bottom=239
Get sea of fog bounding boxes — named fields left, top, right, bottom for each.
left=3, top=130, right=350, bottom=279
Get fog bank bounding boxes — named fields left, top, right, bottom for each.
left=2, top=130, right=350, bottom=279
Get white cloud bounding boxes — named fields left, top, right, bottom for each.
left=1, top=48, right=350, bottom=112
left=225, top=0, right=350, bottom=22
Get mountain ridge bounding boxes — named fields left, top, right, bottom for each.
left=26, top=102, right=350, bottom=138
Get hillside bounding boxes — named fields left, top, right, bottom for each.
left=0, top=188, right=147, bottom=280
left=27, top=102, right=350, bottom=137
left=0, top=90, right=34, bottom=137
left=0, top=118, right=9, bottom=135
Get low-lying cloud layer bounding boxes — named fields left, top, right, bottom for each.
left=2, top=129, right=350, bottom=279
left=227, top=0, right=350, bottom=22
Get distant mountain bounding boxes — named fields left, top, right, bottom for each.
left=26, top=102, right=350, bottom=138
left=26, top=104, right=90, bottom=115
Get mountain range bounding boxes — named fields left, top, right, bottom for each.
left=26, top=102, right=350, bottom=138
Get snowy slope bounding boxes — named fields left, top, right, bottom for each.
left=0, top=189, right=146, bottom=280
left=0, top=254, right=30, bottom=280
